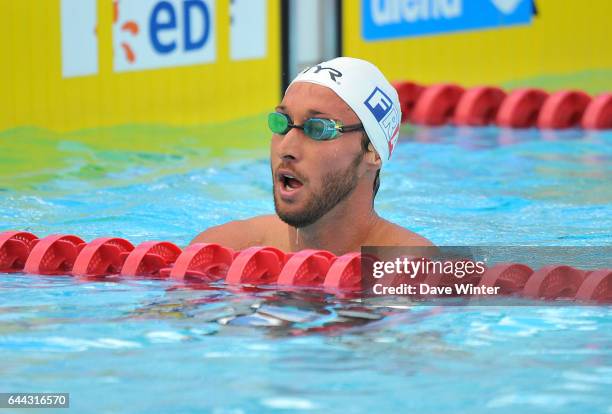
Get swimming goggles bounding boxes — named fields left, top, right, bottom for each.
left=268, top=112, right=364, bottom=141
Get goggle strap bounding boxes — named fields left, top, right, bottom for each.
left=338, top=124, right=364, bottom=133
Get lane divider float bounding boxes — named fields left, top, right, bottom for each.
left=24, top=234, right=86, bottom=276
left=411, top=83, right=465, bottom=126
left=537, top=90, right=591, bottom=129
left=496, top=88, right=549, bottom=128
left=454, top=86, right=506, bottom=126
left=582, top=93, right=612, bottom=129
left=120, top=241, right=181, bottom=277
left=72, top=237, right=134, bottom=277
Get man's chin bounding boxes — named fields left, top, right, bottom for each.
left=275, top=205, right=302, bottom=224
left=274, top=200, right=316, bottom=228
left=276, top=211, right=315, bottom=228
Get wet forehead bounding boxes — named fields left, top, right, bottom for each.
left=280, top=82, right=360, bottom=123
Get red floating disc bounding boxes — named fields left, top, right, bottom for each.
left=23, top=234, right=86, bottom=275
left=323, top=252, right=363, bottom=291
left=575, top=269, right=612, bottom=303
left=0, top=231, right=39, bottom=273
left=119, top=241, right=182, bottom=277
left=582, top=93, right=612, bottom=130
left=277, top=249, right=336, bottom=287
left=477, top=263, right=533, bottom=295
left=537, top=90, right=591, bottom=129
left=496, top=88, right=549, bottom=128
left=225, top=246, right=285, bottom=285
left=523, top=265, right=585, bottom=300
left=411, top=84, right=465, bottom=126
left=166, top=243, right=234, bottom=281
left=392, top=81, right=425, bottom=124
left=72, top=237, right=135, bottom=277
left=453, top=86, right=507, bottom=126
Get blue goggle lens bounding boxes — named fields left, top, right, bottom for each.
left=303, top=118, right=339, bottom=140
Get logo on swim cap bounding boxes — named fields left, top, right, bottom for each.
left=365, top=87, right=393, bottom=121
left=364, top=87, right=400, bottom=159
left=301, top=65, right=343, bottom=82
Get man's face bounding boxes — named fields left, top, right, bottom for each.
left=270, top=82, right=365, bottom=228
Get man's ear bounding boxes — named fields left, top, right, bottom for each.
left=366, top=143, right=382, bottom=170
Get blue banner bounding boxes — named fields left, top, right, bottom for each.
left=362, top=0, right=533, bottom=41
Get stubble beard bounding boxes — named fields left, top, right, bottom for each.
left=273, top=153, right=363, bottom=228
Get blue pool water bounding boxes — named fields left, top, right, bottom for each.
left=1, top=126, right=611, bottom=413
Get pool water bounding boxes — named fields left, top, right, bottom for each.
left=1, top=125, right=611, bottom=413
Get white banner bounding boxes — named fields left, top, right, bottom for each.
left=113, top=0, right=216, bottom=72
left=61, top=0, right=98, bottom=78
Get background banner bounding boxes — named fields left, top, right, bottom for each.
left=0, top=0, right=279, bottom=131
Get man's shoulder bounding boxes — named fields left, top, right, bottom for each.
left=369, top=218, right=434, bottom=247
left=239, top=214, right=285, bottom=236
left=247, top=214, right=283, bottom=227
left=190, top=214, right=284, bottom=249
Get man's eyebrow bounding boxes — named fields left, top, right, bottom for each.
left=306, top=109, right=326, bottom=116
left=274, top=105, right=327, bottom=116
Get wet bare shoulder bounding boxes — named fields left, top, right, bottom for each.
left=367, top=219, right=434, bottom=247
left=190, top=214, right=282, bottom=250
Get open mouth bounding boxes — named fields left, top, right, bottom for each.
left=277, top=170, right=304, bottom=193
left=281, top=173, right=303, bottom=191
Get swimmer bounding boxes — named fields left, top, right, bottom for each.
left=192, top=57, right=433, bottom=255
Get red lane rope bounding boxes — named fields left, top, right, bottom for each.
left=1, top=231, right=610, bottom=303
left=393, top=82, right=612, bottom=130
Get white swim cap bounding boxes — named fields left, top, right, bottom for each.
left=289, top=57, right=401, bottom=165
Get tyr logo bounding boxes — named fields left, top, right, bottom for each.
left=303, top=65, right=343, bottom=82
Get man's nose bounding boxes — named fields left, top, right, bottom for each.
left=276, top=127, right=304, bottom=162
